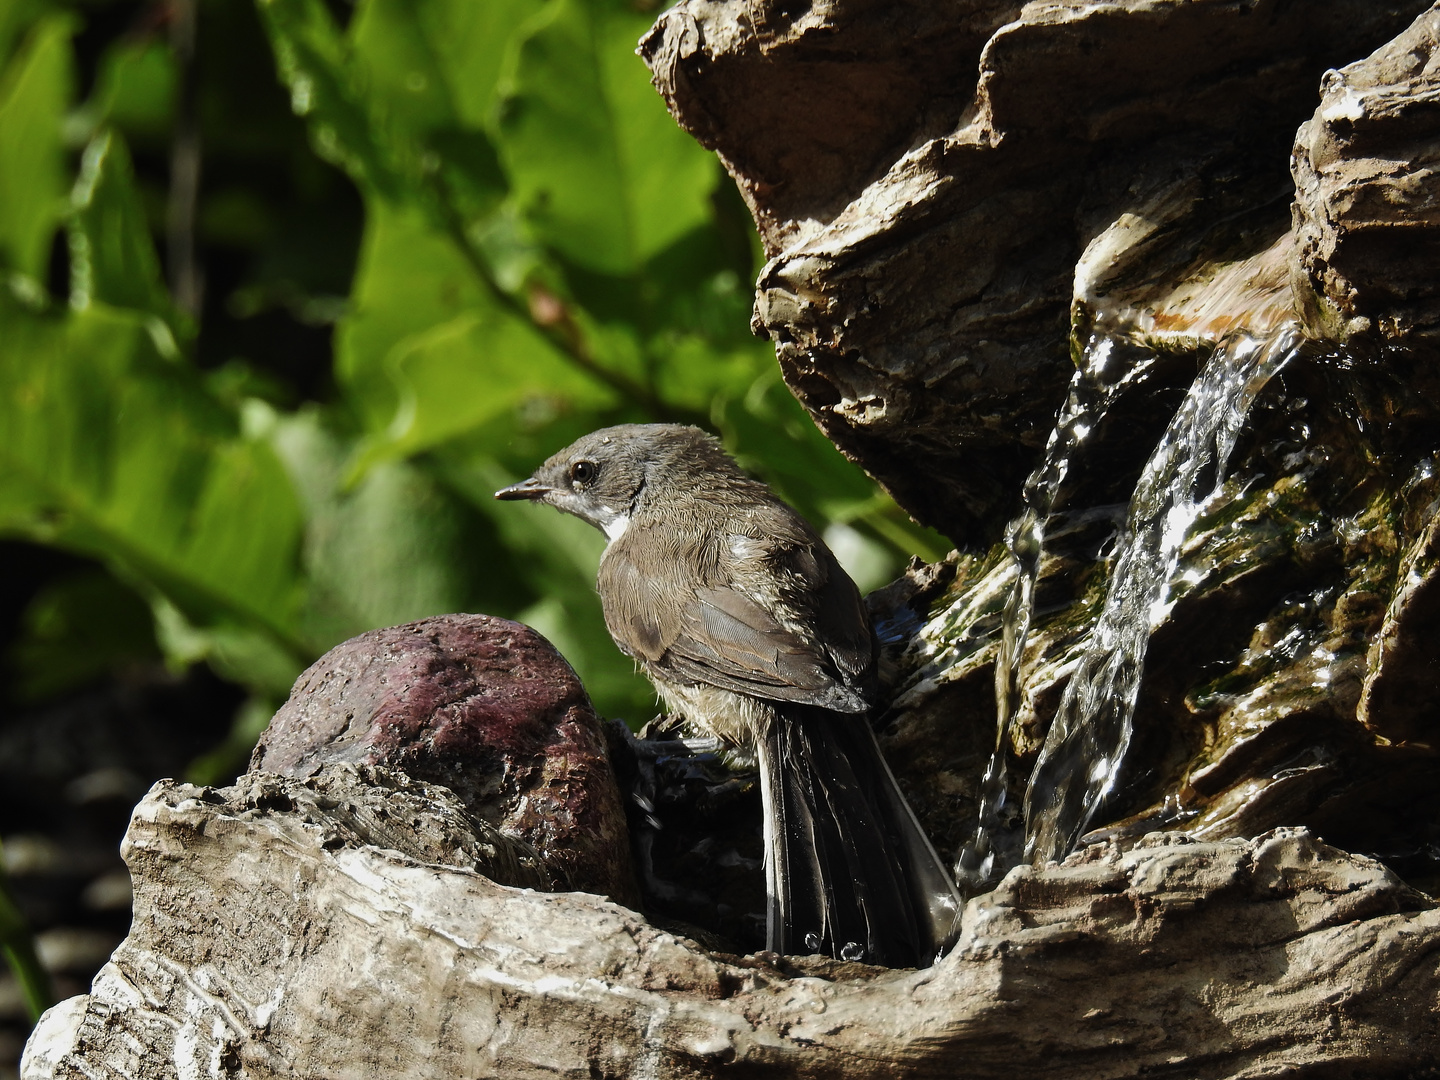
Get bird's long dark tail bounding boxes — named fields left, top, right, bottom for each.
left=757, top=706, right=963, bottom=968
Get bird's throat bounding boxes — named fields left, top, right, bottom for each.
left=601, top=510, right=631, bottom=542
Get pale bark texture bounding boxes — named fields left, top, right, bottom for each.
left=21, top=769, right=1440, bottom=1079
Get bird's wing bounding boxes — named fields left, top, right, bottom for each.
left=599, top=513, right=875, bottom=713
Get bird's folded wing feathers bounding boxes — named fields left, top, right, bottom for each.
left=600, top=533, right=873, bottom=712
left=667, top=586, right=869, bottom=711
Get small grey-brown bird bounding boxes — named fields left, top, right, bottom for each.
left=496, top=423, right=960, bottom=967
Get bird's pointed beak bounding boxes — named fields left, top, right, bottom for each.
left=494, top=477, right=552, bottom=501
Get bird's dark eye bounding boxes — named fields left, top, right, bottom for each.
left=569, top=460, right=597, bottom=486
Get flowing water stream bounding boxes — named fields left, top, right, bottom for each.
left=1024, top=323, right=1301, bottom=862
left=953, top=331, right=1154, bottom=893
left=956, top=321, right=1302, bottom=890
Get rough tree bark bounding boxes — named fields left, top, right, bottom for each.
left=23, top=3, right=1440, bottom=1078
left=641, top=0, right=1437, bottom=544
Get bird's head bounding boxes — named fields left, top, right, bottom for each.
left=495, top=423, right=730, bottom=541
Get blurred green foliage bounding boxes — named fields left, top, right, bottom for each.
left=0, top=0, right=947, bottom=752
left=0, top=842, right=52, bottom=1022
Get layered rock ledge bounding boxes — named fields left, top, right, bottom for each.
left=642, top=0, right=1439, bottom=544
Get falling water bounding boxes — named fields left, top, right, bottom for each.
left=1023, top=323, right=1301, bottom=864
left=954, top=331, right=1156, bottom=895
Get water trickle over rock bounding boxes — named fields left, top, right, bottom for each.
left=1024, top=324, right=1301, bottom=866
left=956, top=332, right=1157, bottom=893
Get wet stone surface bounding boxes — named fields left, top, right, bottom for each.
left=606, top=722, right=767, bottom=953
left=879, top=337, right=1440, bottom=897
left=642, top=0, right=1440, bottom=899
left=643, top=0, right=1434, bottom=545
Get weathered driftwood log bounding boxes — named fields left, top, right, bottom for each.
left=22, top=768, right=1440, bottom=1079
left=642, top=0, right=1435, bottom=545
left=21, top=609, right=1440, bottom=1079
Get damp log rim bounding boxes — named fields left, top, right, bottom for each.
left=20, top=768, right=1440, bottom=1080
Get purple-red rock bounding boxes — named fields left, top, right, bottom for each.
left=250, top=614, right=640, bottom=908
